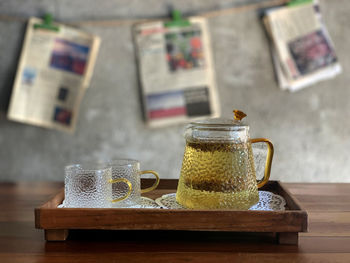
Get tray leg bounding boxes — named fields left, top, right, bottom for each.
left=277, top=232, right=298, bottom=245
left=45, top=229, right=69, bottom=241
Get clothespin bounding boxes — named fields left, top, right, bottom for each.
left=288, top=0, right=313, bottom=7
left=164, top=10, right=190, bottom=28
left=34, top=13, right=59, bottom=32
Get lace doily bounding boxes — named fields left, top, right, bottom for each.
left=58, top=196, right=160, bottom=209
left=155, top=191, right=286, bottom=211
left=122, top=197, right=160, bottom=208
left=58, top=191, right=286, bottom=210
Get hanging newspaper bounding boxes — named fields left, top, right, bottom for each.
left=134, top=17, right=220, bottom=127
left=7, top=17, right=100, bottom=132
left=264, top=1, right=341, bottom=92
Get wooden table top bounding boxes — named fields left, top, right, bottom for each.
left=0, top=182, right=349, bottom=262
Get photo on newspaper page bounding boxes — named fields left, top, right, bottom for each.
left=264, top=2, right=341, bottom=91
left=134, top=17, right=220, bottom=127
left=7, top=17, right=100, bottom=133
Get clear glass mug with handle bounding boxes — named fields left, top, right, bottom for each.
left=64, top=163, right=132, bottom=208
left=107, top=159, right=160, bottom=207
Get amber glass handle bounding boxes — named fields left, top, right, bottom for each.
left=250, top=138, right=274, bottom=188
left=109, top=178, right=132, bottom=203
left=140, top=170, right=160, bottom=193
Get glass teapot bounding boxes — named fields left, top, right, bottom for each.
left=176, top=110, right=274, bottom=210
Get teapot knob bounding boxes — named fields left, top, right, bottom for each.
left=233, top=110, right=247, bottom=121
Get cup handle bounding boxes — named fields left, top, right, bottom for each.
left=109, top=178, right=133, bottom=203
left=140, top=170, right=160, bottom=194
left=250, top=138, right=274, bottom=188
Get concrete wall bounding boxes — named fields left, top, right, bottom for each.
left=0, top=0, right=349, bottom=182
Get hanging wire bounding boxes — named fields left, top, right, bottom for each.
left=0, top=0, right=317, bottom=27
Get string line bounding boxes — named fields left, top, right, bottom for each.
left=0, top=0, right=290, bottom=27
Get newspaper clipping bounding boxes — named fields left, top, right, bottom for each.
left=134, top=17, right=220, bottom=127
left=264, top=1, right=341, bottom=91
left=7, top=17, right=100, bottom=132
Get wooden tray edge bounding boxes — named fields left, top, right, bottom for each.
left=35, top=180, right=308, bottom=233
left=278, top=181, right=308, bottom=232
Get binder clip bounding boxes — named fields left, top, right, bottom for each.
left=34, top=13, right=59, bottom=32
left=288, top=0, right=313, bottom=7
left=164, top=10, right=190, bottom=28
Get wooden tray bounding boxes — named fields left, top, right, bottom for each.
left=35, top=179, right=307, bottom=244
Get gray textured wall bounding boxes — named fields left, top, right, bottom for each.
left=0, top=0, right=349, bottom=182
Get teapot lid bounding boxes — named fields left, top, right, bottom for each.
left=185, top=110, right=249, bottom=142
left=189, top=110, right=248, bottom=130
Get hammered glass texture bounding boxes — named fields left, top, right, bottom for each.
left=64, top=166, right=113, bottom=208
left=176, top=141, right=259, bottom=210
left=109, top=161, right=141, bottom=208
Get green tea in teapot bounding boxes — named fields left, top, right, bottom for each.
left=176, top=110, right=274, bottom=210
left=176, top=140, right=259, bottom=210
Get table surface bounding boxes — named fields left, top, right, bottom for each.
left=0, top=182, right=350, bottom=262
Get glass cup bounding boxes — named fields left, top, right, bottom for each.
left=107, top=159, right=160, bottom=207
left=64, top=163, right=132, bottom=208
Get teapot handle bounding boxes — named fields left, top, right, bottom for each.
left=250, top=138, right=274, bottom=188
